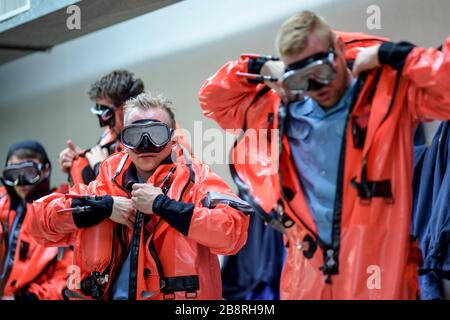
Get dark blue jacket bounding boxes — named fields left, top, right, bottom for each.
left=221, top=212, right=284, bottom=300
left=413, top=121, right=450, bottom=300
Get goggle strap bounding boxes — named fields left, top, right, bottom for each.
left=286, top=50, right=335, bottom=71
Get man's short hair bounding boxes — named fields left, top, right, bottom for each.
left=276, top=10, right=334, bottom=56
left=123, top=91, right=176, bottom=129
left=88, top=70, right=144, bottom=107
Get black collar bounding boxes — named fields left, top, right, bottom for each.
left=122, top=155, right=173, bottom=193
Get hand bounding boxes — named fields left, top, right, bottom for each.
left=260, top=60, right=300, bottom=104
left=109, top=196, right=136, bottom=228
left=131, top=183, right=163, bottom=215
left=58, top=140, right=81, bottom=174
left=85, top=145, right=109, bottom=170
left=260, top=60, right=289, bottom=99
left=352, top=44, right=381, bottom=78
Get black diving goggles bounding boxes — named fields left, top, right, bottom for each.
left=121, top=119, right=174, bottom=154
left=2, top=161, right=44, bottom=186
left=282, top=50, right=336, bottom=94
left=90, top=104, right=115, bottom=127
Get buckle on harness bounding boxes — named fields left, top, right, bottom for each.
left=299, top=234, right=317, bottom=259
left=185, top=291, right=198, bottom=299
left=351, top=177, right=394, bottom=205
left=160, top=275, right=200, bottom=300
left=163, top=292, right=176, bottom=300
left=319, top=249, right=338, bottom=284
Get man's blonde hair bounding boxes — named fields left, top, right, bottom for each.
left=276, top=10, right=334, bottom=56
left=123, top=91, right=176, bottom=128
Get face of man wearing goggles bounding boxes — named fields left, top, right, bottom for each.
left=91, top=97, right=125, bottom=134
left=123, top=108, right=175, bottom=180
left=281, top=34, right=352, bottom=108
left=4, top=156, right=50, bottom=200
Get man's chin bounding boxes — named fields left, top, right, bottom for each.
left=135, top=164, right=157, bottom=174
left=137, top=153, right=157, bottom=158
left=319, top=100, right=336, bottom=109
left=135, top=157, right=159, bottom=171
left=316, top=95, right=340, bottom=109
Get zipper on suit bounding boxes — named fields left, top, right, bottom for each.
left=321, top=76, right=366, bottom=283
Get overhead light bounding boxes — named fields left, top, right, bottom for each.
left=0, top=0, right=31, bottom=23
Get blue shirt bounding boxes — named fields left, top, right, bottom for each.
left=111, top=250, right=131, bottom=300
left=286, top=80, right=356, bottom=245
left=111, top=170, right=147, bottom=300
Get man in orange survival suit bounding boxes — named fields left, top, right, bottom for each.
left=199, top=11, right=450, bottom=299
left=30, top=92, right=251, bottom=300
left=0, top=141, right=72, bottom=300
left=58, top=70, right=144, bottom=185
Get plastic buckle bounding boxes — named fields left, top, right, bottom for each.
left=384, top=196, right=394, bottom=205
left=359, top=197, right=372, bottom=206
left=282, top=217, right=295, bottom=228
left=163, top=292, right=175, bottom=300
left=185, top=291, right=197, bottom=299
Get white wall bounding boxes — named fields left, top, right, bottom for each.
left=0, top=0, right=448, bottom=186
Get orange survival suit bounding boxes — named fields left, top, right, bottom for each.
left=30, top=146, right=250, bottom=300
left=69, top=127, right=121, bottom=186
left=0, top=182, right=72, bottom=300
left=198, top=31, right=450, bottom=299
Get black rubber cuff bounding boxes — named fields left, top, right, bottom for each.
left=93, top=162, right=101, bottom=177
left=71, top=195, right=113, bottom=229
left=152, top=194, right=194, bottom=236
left=378, top=41, right=416, bottom=70
left=247, top=57, right=269, bottom=84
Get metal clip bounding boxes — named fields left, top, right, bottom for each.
left=296, top=241, right=311, bottom=252
left=236, top=71, right=279, bottom=82
left=57, top=206, right=92, bottom=215
left=325, top=249, right=336, bottom=269
left=97, top=274, right=109, bottom=286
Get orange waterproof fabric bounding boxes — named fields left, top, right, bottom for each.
left=69, top=127, right=120, bottom=186
left=198, top=31, right=450, bottom=299
left=0, top=195, right=72, bottom=299
left=30, top=148, right=249, bottom=300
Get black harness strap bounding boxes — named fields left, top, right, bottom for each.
left=351, top=69, right=401, bottom=204
left=351, top=178, right=393, bottom=204
left=160, top=275, right=200, bottom=299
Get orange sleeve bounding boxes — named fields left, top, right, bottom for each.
left=404, top=35, right=450, bottom=121
left=29, top=165, right=112, bottom=247
left=198, top=57, right=274, bottom=131
left=186, top=164, right=250, bottom=255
